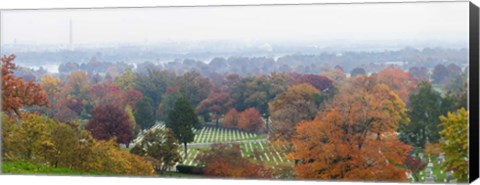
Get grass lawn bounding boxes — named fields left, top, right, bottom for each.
left=417, top=155, right=450, bottom=183
left=2, top=161, right=111, bottom=176
left=158, top=171, right=205, bottom=178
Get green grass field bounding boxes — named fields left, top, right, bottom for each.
left=158, top=171, right=205, bottom=178
left=415, top=155, right=450, bottom=183
left=2, top=161, right=111, bottom=176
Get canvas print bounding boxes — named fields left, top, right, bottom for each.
left=0, top=1, right=474, bottom=183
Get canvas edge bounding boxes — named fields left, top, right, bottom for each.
left=469, top=1, right=479, bottom=183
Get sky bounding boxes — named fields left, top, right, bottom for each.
left=0, top=1, right=469, bottom=46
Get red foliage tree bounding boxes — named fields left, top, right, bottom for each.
left=85, top=104, right=134, bottom=147
left=238, top=108, right=264, bottom=132
left=123, top=89, right=143, bottom=109
left=195, top=143, right=272, bottom=178
left=89, top=83, right=122, bottom=106
left=1, top=54, right=49, bottom=117
left=89, top=83, right=143, bottom=112
left=196, top=92, right=234, bottom=124
left=222, top=109, right=239, bottom=128
left=404, top=155, right=427, bottom=182
left=294, top=74, right=334, bottom=95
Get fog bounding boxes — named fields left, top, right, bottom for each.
left=1, top=2, right=469, bottom=46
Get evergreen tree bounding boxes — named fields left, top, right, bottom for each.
left=166, top=96, right=199, bottom=158
left=399, top=81, right=452, bottom=148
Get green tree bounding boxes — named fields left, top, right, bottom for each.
left=166, top=97, right=199, bottom=158
left=135, top=69, right=175, bottom=115
left=114, top=67, right=137, bottom=90
left=176, top=71, right=213, bottom=107
left=443, top=74, right=468, bottom=111
left=439, top=108, right=468, bottom=182
left=134, top=97, right=156, bottom=130
left=156, top=88, right=182, bottom=121
left=125, top=105, right=140, bottom=138
left=131, top=128, right=181, bottom=173
left=399, top=81, right=452, bottom=148
left=243, top=75, right=290, bottom=131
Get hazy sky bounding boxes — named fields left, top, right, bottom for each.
left=0, top=2, right=469, bottom=45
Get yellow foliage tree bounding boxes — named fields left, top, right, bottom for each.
left=439, top=108, right=468, bottom=182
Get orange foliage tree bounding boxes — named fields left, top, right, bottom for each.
left=238, top=108, right=264, bottom=132
left=195, top=143, right=272, bottom=178
left=222, top=108, right=239, bottom=128
left=290, top=76, right=412, bottom=181
left=1, top=54, right=49, bottom=117
left=374, top=66, right=417, bottom=104
left=268, top=83, right=321, bottom=144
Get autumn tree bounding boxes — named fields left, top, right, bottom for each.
left=241, top=74, right=291, bottom=131
left=61, top=71, right=91, bottom=101
left=85, top=104, right=134, bottom=147
left=2, top=114, right=154, bottom=176
left=374, top=67, right=417, bottom=104
left=40, top=74, right=61, bottom=101
left=1, top=54, right=49, bottom=117
left=195, top=143, right=273, bottom=178
left=196, top=92, right=234, bottom=126
left=89, top=83, right=123, bottom=106
left=224, top=75, right=251, bottom=111
left=89, top=82, right=143, bottom=111
left=423, top=143, right=441, bottom=157
left=54, top=70, right=92, bottom=120
left=321, top=68, right=347, bottom=83
left=238, top=108, right=264, bottom=132
left=293, top=74, right=334, bottom=95
left=88, top=139, right=154, bottom=176
left=439, top=108, right=469, bottom=182
left=223, top=108, right=239, bottom=128
left=131, top=128, right=181, bottom=173
left=123, top=89, right=143, bottom=108
left=166, top=97, right=199, bottom=158
left=26, top=74, right=60, bottom=117
left=398, top=81, right=452, bottom=148
left=290, top=76, right=412, bottom=181
left=114, top=67, right=137, bottom=91
left=125, top=105, right=140, bottom=139
left=268, top=83, right=321, bottom=144
left=2, top=114, right=55, bottom=161
left=134, top=97, right=156, bottom=130
left=404, top=156, right=427, bottom=182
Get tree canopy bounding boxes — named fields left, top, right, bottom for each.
left=166, top=96, right=199, bottom=158
left=290, top=76, right=411, bottom=180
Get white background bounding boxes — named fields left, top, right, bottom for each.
left=0, top=0, right=478, bottom=185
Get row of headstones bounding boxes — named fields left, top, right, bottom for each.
left=411, top=153, right=457, bottom=183
left=418, top=153, right=445, bottom=164
left=240, top=142, right=288, bottom=163
left=131, top=122, right=165, bottom=146
left=422, top=167, right=455, bottom=183
left=193, top=127, right=257, bottom=143
left=177, top=148, right=200, bottom=166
